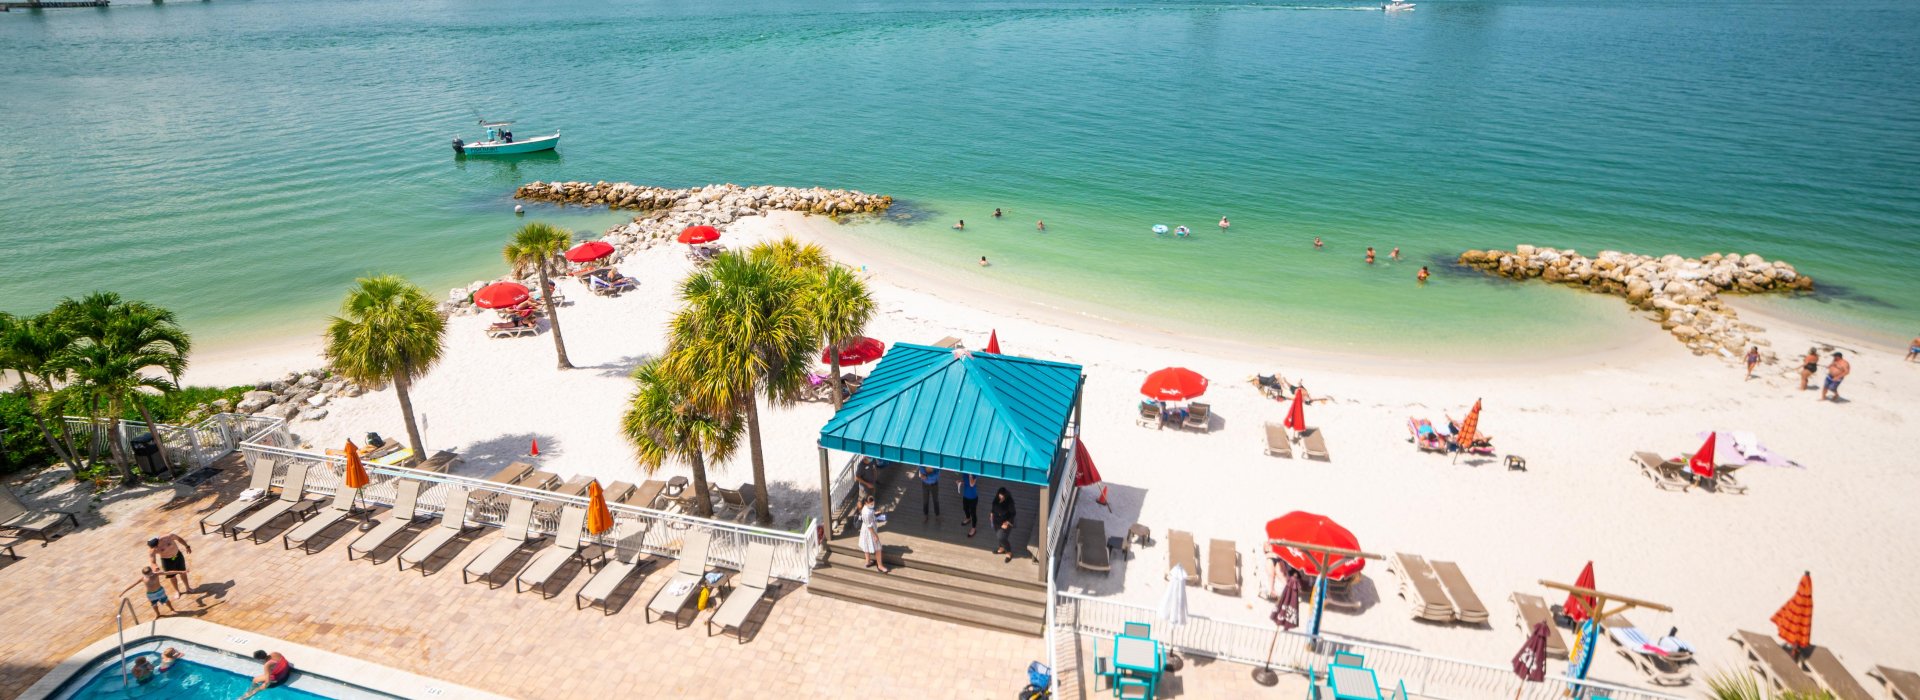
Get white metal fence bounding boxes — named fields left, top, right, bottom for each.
left=1053, top=593, right=1683, bottom=700
left=61, top=413, right=277, bottom=472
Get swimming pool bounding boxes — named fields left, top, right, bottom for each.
left=51, top=638, right=400, bottom=700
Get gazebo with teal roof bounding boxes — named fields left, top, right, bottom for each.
left=816, top=342, right=1085, bottom=579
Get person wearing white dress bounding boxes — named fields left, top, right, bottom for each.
left=858, top=496, right=891, bottom=573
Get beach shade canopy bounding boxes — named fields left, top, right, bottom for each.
left=677, top=225, right=721, bottom=244
left=585, top=480, right=614, bottom=536
left=1565, top=561, right=1598, bottom=623
left=985, top=330, right=1001, bottom=355
left=823, top=337, right=886, bottom=366
left=1271, top=573, right=1302, bottom=630
left=1160, top=565, right=1191, bottom=626
left=1265, top=511, right=1366, bottom=579
left=342, top=440, right=369, bottom=490
left=1689, top=432, right=1718, bottom=479
left=1283, top=391, right=1307, bottom=432
left=1073, top=440, right=1101, bottom=487
left=819, top=343, right=1083, bottom=486
left=473, top=282, right=531, bottom=309
left=1513, top=621, right=1550, bottom=682
left=1141, top=367, right=1209, bottom=401
left=1771, top=571, right=1813, bottom=649
left=565, top=240, right=615, bottom=262
left=1455, top=399, right=1483, bottom=449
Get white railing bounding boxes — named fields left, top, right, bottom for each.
left=1053, top=593, right=1683, bottom=700
left=62, top=412, right=263, bottom=472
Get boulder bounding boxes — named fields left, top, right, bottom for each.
left=236, top=391, right=276, bottom=414
left=299, top=408, right=329, bottom=422
left=296, top=374, right=321, bottom=389
left=305, top=394, right=328, bottom=408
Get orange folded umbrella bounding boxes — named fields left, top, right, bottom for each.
left=343, top=440, right=370, bottom=489
left=585, top=480, right=614, bottom=536
left=1771, top=571, right=1813, bottom=651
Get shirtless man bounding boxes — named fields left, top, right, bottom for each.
left=1821, top=352, right=1851, bottom=401
left=1365, top=247, right=1376, bottom=264
left=1908, top=336, right=1919, bottom=362
left=148, top=533, right=193, bottom=594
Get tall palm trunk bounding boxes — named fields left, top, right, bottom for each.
left=29, top=410, right=82, bottom=472
left=829, top=351, right=844, bottom=410
left=689, top=450, right=715, bottom=518
left=536, top=264, right=573, bottom=369
left=393, top=366, right=427, bottom=461
left=107, top=416, right=136, bottom=482
left=134, top=396, right=176, bottom=478
left=743, top=398, right=772, bottom=525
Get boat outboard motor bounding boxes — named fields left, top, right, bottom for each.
left=451, top=137, right=465, bottom=154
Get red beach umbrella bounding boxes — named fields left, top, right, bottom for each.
left=1771, top=571, right=1814, bottom=653
left=1689, top=433, right=1718, bottom=480
left=823, top=337, right=886, bottom=366
left=677, top=225, right=721, bottom=245
left=1073, top=440, right=1101, bottom=487
left=473, top=282, right=530, bottom=309
left=1265, top=511, right=1365, bottom=579
left=565, top=240, right=615, bottom=262
left=985, top=330, right=1001, bottom=355
left=1141, top=367, right=1209, bottom=401
left=1282, top=391, right=1307, bottom=432
left=1564, top=561, right=1597, bottom=624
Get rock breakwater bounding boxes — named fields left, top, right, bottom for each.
left=1457, top=246, right=1814, bottom=358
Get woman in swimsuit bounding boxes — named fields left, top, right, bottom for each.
left=240, top=650, right=293, bottom=699
left=1798, top=347, right=1819, bottom=391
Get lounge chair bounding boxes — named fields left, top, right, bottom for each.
left=645, top=530, right=714, bottom=627
left=1135, top=402, right=1163, bottom=430
left=1730, top=630, right=1822, bottom=695
left=1430, top=560, right=1488, bottom=625
left=587, top=272, right=637, bottom=296
left=1166, top=530, right=1200, bottom=586
left=624, top=479, right=667, bottom=508
left=1205, top=539, right=1241, bottom=595
left=1183, top=403, right=1212, bottom=432
left=1602, top=619, right=1691, bottom=686
left=0, top=536, right=20, bottom=559
left=1389, top=553, right=1456, bottom=623
left=1324, top=574, right=1365, bottom=611
left=1802, top=647, right=1873, bottom=700
left=1870, top=666, right=1920, bottom=700
left=461, top=498, right=542, bottom=586
left=1299, top=428, right=1330, bottom=462
left=1254, top=374, right=1288, bottom=400
left=1713, top=463, right=1751, bottom=495
left=486, top=319, right=537, bottom=338
left=348, top=479, right=423, bottom=561
left=707, top=542, right=779, bottom=641
left=517, top=506, right=605, bottom=597
left=197, top=457, right=278, bottom=535
left=1632, top=452, right=1693, bottom=492
left=229, top=463, right=324, bottom=542
left=603, top=481, right=636, bottom=504
left=577, top=522, right=652, bottom=613
left=1263, top=422, right=1294, bottom=458
left=1, top=484, right=80, bottom=543
left=1409, top=418, right=1448, bottom=454
left=396, top=486, right=475, bottom=573
left=414, top=450, right=460, bottom=473
left=282, top=486, right=366, bottom=553
left=1076, top=518, right=1111, bottom=575
left=486, top=462, right=538, bottom=486
left=550, top=475, right=593, bottom=497
left=1510, top=593, right=1569, bottom=658
left=715, top=484, right=756, bottom=522
left=932, top=336, right=962, bottom=349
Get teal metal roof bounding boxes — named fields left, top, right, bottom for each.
left=818, top=343, right=1083, bottom=485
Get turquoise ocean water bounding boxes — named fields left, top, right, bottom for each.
left=4, top=0, right=1917, bottom=358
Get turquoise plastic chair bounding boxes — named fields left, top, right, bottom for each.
left=1116, top=677, right=1152, bottom=700
left=1333, top=651, right=1365, bottom=667
left=1123, top=621, right=1152, bottom=638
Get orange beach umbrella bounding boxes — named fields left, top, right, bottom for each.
left=342, top=440, right=370, bottom=489
left=585, top=480, right=614, bottom=536
left=1455, top=399, right=1483, bottom=449
left=1771, top=571, right=1813, bottom=651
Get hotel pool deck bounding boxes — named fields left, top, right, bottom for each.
left=0, top=459, right=1039, bottom=699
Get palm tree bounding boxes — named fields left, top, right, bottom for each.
left=0, top=312, right=84, bottom=473
left=666, top=252, right=816, bottom=525
left=810, top=265, right=875, bottom=409
left=747, top=237, right=831, bottom=272
left=52, top=293, right=192, bottom=481
left=503, top=222, right=574, bottom=369
left=621, top=358, right=740, bottom=518
left=324, top=275, right=446, bottom=461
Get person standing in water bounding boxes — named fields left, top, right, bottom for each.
left=1365, top=247, right=1376, bottom=264
left=1390, top=247, right=1401, bottom=262
left=979, top=256, right=990, bottom=267
left=953, top=220, right=965, bottom=230
left=1417, top=266, right=1430, bottom=283
left=1219, top=216, right=1230, bottom=231
left=1314, top=237, right=1323, bottom=249
left=993, top=208, right=1003, bottom=219
left=1036, top=220, right=1045, bottom=231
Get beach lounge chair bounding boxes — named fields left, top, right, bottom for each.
left=624, top=479, right=667, bottom=508
left=587, top=272, right=637, bottom=296
left=1409, top=418, right=1447, bottom=454
left=1166, top=530, right=1200, bottom=585
left=1712, top=463, right=1751, bottom=495
left=1511, top=593, right=1569, bottom=658
left=414, top=450, right=460, bottom=473
left=707, top=542, right=779, bottom=641
left=348, top=480, right=423, bottom=561
left=1183, top=403, right=1212, bottom=432
left=1299, top=428, right=1331, bottom=462
left=1430, top=560, right=1488, bottom=625
left=932, top=336, right=962, bottom=349
left=1602, top=619, right=1691, bottom=686
left=0, top=536, right=20, bottom=559
left=1206, top=539, right=1241, bottom=595
left=1, top=484, right=80, bottom=543
left=1263, top=422, right=1294, bottom=458
left=1076, top=519, right=1111, bottom=575
left=1870, top=666, right=1920, bottom=700
left=486, top=461, right=538, bottom=487
left=229, top=463, right=324, bottom=542
left=1632, top=452, right=1693, bottom=492
left=197, top=457, right=278, bottom=535
left=603, top=481, right=636, bottom=504
left=1730, top=630, right=1822, bottom=695
left=1135, top=402, right=1162, bottom=430
left=645, top=530, right=714, bottom=627
left=396, top=486, right=475, bottom=573
left=1389, top=553, right=1456, bottom=623
left=577, top=522, right=651, bottom=613
left=486, top=318, right=537, bottom=338
left=715, top=484, right=754, bottom=521
left=282, top=486, right=366, bottom=553
left=1802, top=647, right=1873, bottom=700
left=517, top=506, right=605, bottom=597
left=461, top=498, right=542, bottom=586
left=1254, top=374, right=1289, bottom=400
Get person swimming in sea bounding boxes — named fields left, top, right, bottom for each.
left=1175, top=225, right=1190, bottom=237
left=953, top=220, right=965, bottom=230
left=1390, top=247, right=1401, bottom=262
left=1314, top=237, right=1323, bottom=249
left=1365, top=247, right=1376, bottom=264
left=993, top=208, right=1002, bottom=219
left=979, top=256, right=990, bottom=267
left=1036, top=220, right=1045, bottom=231
left=1219, top=216, right=1230, bottom=231
left=1417, top=266, right=1430, bottom=283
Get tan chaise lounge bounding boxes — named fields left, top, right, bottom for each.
left=229, top=463, right=324, bottom=542
left=645, top=530, right=714, bottom=627
left=283, top=485, right=366, bottom=553
left=461, top=498, right=541, bottom=586
left=577, top=522, right=652, bottom=614
left=197, top=458, right=277, bottom=536
left=1390, top=553, right=1455, bottom=623
left=348, top=479, right=423, bottom=561
left=1166, top=530, right=1200, bottom=585
left=1802, top=646, right=1873, bottom=700
left=1632, top=451, right=1693, bottom=492
left=397, top=486, right=476, bottom=573
left=1430, top=560, right=1488, bottom=625
left=707, top=542, right=778, bottom=642
left=1299, top=428, right=1330, bottom=462
left=1510, top=593, right=1569, bottom=658
left=1730, top=629, right=1822, bottom=695
left=1183, top=403, right=1212, bottom=432
left=1869, top=665, right=1920, bottom=700
left=1263, top=422, right=1293, bottom=458
left=1205, top=539, right=1241, bottom=595
left=2, top=484, right=80, bottom=543
left=517, top=506, right=606, bottom=597
left=1077, top=518, right=1111, bottom=575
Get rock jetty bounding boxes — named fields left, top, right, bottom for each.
left=229, top=368, right=366, bottom=422
left=1457, top=246, right=1814, bottom=358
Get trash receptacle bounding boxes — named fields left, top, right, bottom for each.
left=130, top=434, right=162, bottom=475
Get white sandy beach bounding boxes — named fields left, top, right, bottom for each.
left=180, top=210, right=1920, bottom=688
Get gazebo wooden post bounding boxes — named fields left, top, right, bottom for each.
left=817, top=447, right=834, bottom=548
left=1538, top=579, right=1671, bottom=693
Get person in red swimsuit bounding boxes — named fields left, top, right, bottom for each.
left=240, top=650, right=293, bottom=699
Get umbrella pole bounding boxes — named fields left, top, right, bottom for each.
left=1252, top=629, right=1282, bottom=686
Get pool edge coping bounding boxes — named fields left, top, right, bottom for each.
left=18, top=617, right=515, bottom=700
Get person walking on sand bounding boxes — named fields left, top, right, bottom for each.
left=957, top=473, right=980, bottom=537
left=121, top=566, right=184, bottom=617
left=1798, top=347, right=1820, bottom=391
left=993, top=208, right=1002, bottom=219
left=857, top=495, right=890, bottom=573
left=1417, top=266, right=1430, bottom=283
left=147, top=533, right=193, bottom=594
left=1365, top=247, right=1376, bottom=264
left=991, top=487, right=1017, bottom=562
left=1821, top=352, right=1851, bottom=401
left=239, top=650, right=293, bottom=700
left=1908, top=336, right=1919, bottom=362
left=1390, top=247, right=1401, bottom=262
left=1745, top=347, right=1761, bottom=379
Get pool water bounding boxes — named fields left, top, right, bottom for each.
left=66, top=654, right=327, bottom=699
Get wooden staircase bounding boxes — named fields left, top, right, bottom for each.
left=810, top=544, right=1048, bottom=638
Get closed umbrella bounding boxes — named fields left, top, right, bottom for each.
left=1689, top=432, right=1718, bottom=480
left=1565, top=561, right=1597, bottom=624
left=1141, top=367, right=1209, bottom=401
left=342, top=439, right=370, bottom=511
left=1454, top=398, right=1483, bottom=451
left=1073, top=440, right=1101, bottom=487
left=1771, top=571, right=1813, bottom=659
left=1282, top=390, right=1307, bottom=433
left=1513, top=621, right=1549, bottom=682
left=677, top=225, right=721, bottom=245
left=1160, top=566, right=1190, bottom=626
left=473, top=282, right=530, bottom=309
left=585, top=480, right=614, bottom=536
left=1254, top=574, right=1302, bottom=686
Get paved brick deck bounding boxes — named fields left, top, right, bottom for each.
left=0, top=460, right=1040, bottom=699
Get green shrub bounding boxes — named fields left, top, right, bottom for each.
left=0, top=393, right=56, bottom=477
left=127, top=385, right=250, bottom=424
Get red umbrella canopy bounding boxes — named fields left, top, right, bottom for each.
left=473, top=282, right=530, bottom=309
left=565, top=240, right=615, bottom=262
left=1689, top=433, right=1718, bottom=479
left=1513, top=621, right=1550, bottom=682
left=1141, top=367, right=1209, bottom=401
left=1564, top=561, right=1597, bottom=623
left=823, top=337, right=886, bottom=366
left=1073, top=440, right=1101, bottom=487
left=1265, top=511, right=1365, bottom=579
left=1282, top=391, right=1308, bottom=432
left=677, top=225, right=721, bottom=244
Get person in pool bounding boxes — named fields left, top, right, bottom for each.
left=240, top=650, right=293, bottom=699
left=130, top=656, right=155, bottom=684
left=158, top=647, right=185, bottom=672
